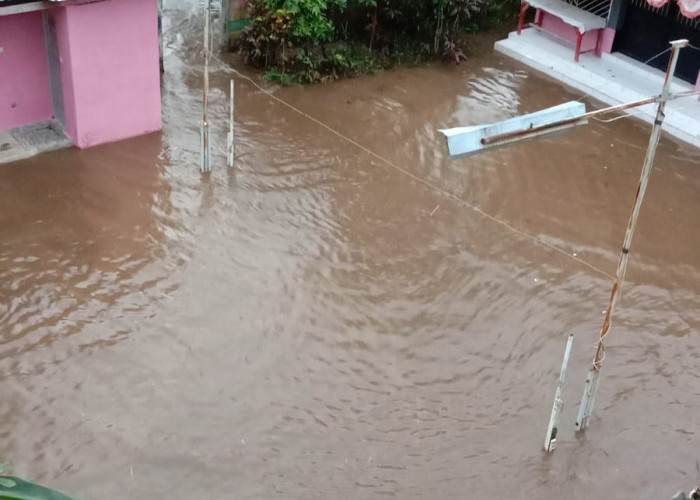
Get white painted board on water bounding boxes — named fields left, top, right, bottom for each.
left=439, top=101, right=587, bottom=158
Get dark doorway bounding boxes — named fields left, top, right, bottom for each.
left=613, top=0, right=700, bottom=83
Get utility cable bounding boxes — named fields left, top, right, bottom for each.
left=211, top=54, right=616, bottom=281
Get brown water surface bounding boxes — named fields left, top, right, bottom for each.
left=1, top=3, right=699, bottom=499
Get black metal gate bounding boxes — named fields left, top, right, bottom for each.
left=613, top=0, right=700, bottom=83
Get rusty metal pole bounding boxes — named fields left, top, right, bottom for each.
left=575, top=39, right=688, bottom=431
left=201, top=0, right=212, bottom=173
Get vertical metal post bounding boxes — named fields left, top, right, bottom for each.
left=544, top=334, right=574, bottom=451
left=227, top=79, right=234, bottom=168
left=201, top=0, right=212, bottom=173
left=575, top=39, right=688, bottom=431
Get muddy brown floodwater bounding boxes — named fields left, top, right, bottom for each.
left=2, top=3, right=700, bottom=500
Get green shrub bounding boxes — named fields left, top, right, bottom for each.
left=240, top=0, right=497, bottom=84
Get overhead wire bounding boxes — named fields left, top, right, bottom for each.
left=210, top=53, right=618, bottom=281
left=643, top=47, right=672, bottom=64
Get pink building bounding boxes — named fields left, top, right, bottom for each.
left=0, top=0, right=162, bottom=149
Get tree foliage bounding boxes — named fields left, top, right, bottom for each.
left=239, top=0, right=500, bottom=83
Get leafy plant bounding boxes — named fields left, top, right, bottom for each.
left=264, top=67, right=297, bottom=85
left=239, top=0, right=489, bottom=84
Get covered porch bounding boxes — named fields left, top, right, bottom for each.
left=495, top=0, right=700, bottom=149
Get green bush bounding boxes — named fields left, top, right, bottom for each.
left=240, top=0, right=503, bottom=84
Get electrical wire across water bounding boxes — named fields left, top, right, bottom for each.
left=211, top=55, right=617, bottom=281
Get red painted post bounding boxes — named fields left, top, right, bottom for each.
left=517, top=2, right=529, bottom=35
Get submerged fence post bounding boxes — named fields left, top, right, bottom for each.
left=201, top=0, right=212, bottom=173
left=227, top=79, right=235, bottom=168
left=575, top=39, right=688, bottom=431
left=544, top=334, right=573, bottom=452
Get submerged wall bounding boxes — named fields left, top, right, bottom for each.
left=227, top=0, right=250, bottom=47
left=0, top=12, right=52, bottom=131
left=53, top=0, right=162, bottom=148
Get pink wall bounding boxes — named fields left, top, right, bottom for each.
left=538, top=11, right=615, bottom=54
left=0, top=12, right=52, bottom=131
left=55, top=0, right=162, bottom=148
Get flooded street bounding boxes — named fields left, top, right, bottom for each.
left=2, top=2, right=700, bottom=499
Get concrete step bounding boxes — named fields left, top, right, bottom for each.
left=0, top=121, right=73, bottom=165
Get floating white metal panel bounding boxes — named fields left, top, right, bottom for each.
left=439, top=100, right=587, bottom=158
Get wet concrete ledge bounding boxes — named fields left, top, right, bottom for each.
left=0, top=121, right=73, bottom=165
left=495, top=29, right=700, bottom=149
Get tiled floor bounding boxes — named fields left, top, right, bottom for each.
left=495, top=28, right=700, bottom=148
